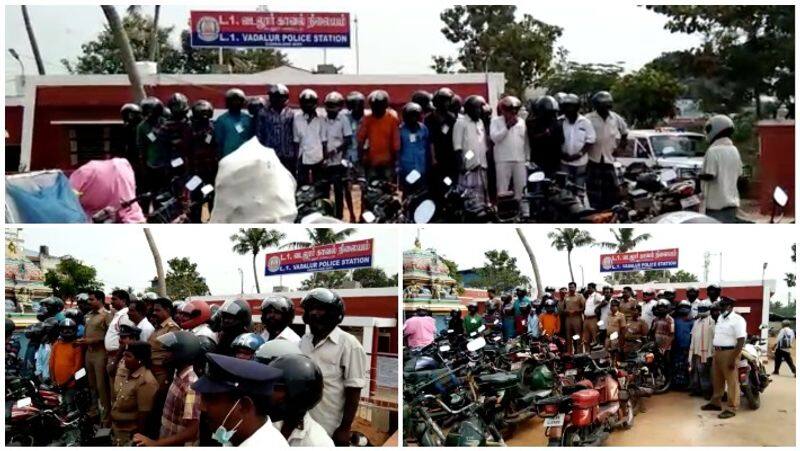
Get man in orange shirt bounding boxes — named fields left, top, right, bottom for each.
left=356, top=90, right=400, bottom=183
left=50, top=319, right=84, bottom=409
left=539, top=299, right=561, bottom=336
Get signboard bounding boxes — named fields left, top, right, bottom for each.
left=265, top=239, right=373, bottom=276
left=190, top=11, right=351, bottom=48
left=600, top=248, right=679, bottom=272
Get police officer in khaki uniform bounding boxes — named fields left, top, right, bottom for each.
left=561, top=282, right=585, bottom=354
left=76, top=290, right=112, bottom=426
left=147, top=298, right=181, bottom=390
left=111, top=341, right=159, bottom=445
left=618, top=287, right=638, bottom=321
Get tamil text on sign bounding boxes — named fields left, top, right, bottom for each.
left=600, top=248, right=679, bottom=273
left=265, top=239, right=373, bottom=276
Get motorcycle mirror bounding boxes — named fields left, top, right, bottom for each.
left=413, top=200, right=436, bottom=224
left=185, top=175, right=203, bottom=191
left=201, top=184, right=214, bottom=196
left=439, top=345, right=451, bottom=352
left=773, top=186, right=788, bottom=207
left=75, top=367, right=87, bottom=380
left=477, top=325, right=486, bottom=333
left=572, top=334, right=580, bottom=341
left=464, top=150, right=475, bottom=161
left=660, top=169, right=678, bottom=183
left=300, top=212, right=324, bottom=224
left=443, top=177, right=453, bottom=187
left=362, top=211, right=376, bottom=223
left=170, top=157, right=185, bottom=168
left=609, top=331, right=619, bottom=341
left=467, top=336, right=487, bottom=352
left=528, top=172, right=545, bottom=183
left=405, top=170, right=422, bottom=185
left=16, top=397, right=32, bottom=408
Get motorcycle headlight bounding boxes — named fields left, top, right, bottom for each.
left=644, top=353, right=655, bottom=364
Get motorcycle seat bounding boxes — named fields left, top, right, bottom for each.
left=476, top=372, right=519, bottom=386
left=535, top=394, right=572, bottom=406
left=520, top=390, right=552, bottom=404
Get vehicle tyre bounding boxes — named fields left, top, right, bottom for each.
left=561, top=428, right=582, bottom=447
left=548, top=438, right=563, bottom=447
left=622, top=399, right=635, bottom=429
left=743, top=375, right=761, bottom=410
left=652, top=367, right=671, bottom=394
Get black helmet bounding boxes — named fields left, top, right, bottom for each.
left=411, top=90, right=433, bottom=113
left=213, top=299, right=252, bottom=333
left=247, top=96, right=266, bottom=116
left=119, top=323, right=142, bottom=340
left=231, top=332, right=265, bottom=355
left=167, top=92, right=190, bottom=117
left=268, top=83, right=290, bottom=98
left=402, top=102, right=423, bottom=123
left=301, top=288, right=345, bottom=327
left=499, top=96, right=522, bottom=112
left=450, top=95, right=463, bottom=115
left=6, top=318, right=15, bottom=337
left=464, top=95, right=486, bottom=111
left=261, top=295, right=295, bottom=324
left=191, top=100, right=214, bottom=121
left=158, top=330, right=202, bottom=369
left=368, top=90, right=389, bottom=107
left=432, top=87, right=455, bottom=111
left=591, top=91, right=613, bottom=107
left=24, top=323, right=43, bottom=340
left=535, top=95, right=559, bottom=114
left=560, top=93, right=580, bottom=107
left=346, top=91, right=366, bottom=110
left=140, top=96, right=164, bottom=119
left=467, top=303, right=478, bottom=311
left=687, top=287, right=699, bottom=295
left=41, top=317, right=60, bottom=340
left=706, top=284, right=721, bottom=295
left=64, top=308, right=84, bottom=325
left=120, top=103, right=142, bottom=122
left=299, top=89, right=319, bottom=103
left=37, top=296, right=64, bottom=321
left=58, top=318, right=78, bottom=341
left=268, top=354, right=324, bottom=414
left=254, top=339, right=303, bottom=364
left=449, top=308, right=460, bottom=318
left=225, top=88, right=246, bottom=102
left=324, top=91, right=345, bottom=108
left=411, top=355, right=439, bottom=371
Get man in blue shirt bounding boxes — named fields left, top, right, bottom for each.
left=215, top=88, right=253, bottom=158
left=257, top=84, right=296, bottom=176
left=397, top=102, right=431, bottom=193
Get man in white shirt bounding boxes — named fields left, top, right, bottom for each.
left=454, top=95, right=490, bottom=206
left=700, top=115, right=743, bottom=223
left=490, top=96, right=530, bottom=200
left=772, top=320, right=796, bottom=376
left=293, top=89, right=327, bottom=186
left=126, top=299, right=154, bottom=342
left=104, top=290, right=130, bottom=370
left=702, top=296, right=747, bottom=419
left=299, top=288, right=367, bottom=445
left=560, top=93, right=596, bottom=198
left=640, top=288, right=658, bottom=329
left=684, top=287, right=701, bottom=318
left=322, top=91, right=354, bottom=220
left=260, top=296, right=301, bottom=344
left=582, top=283, right=603, bottom=348
left=596, top=285, right=613, bottom=343
left=585, top=91, right=628, bottom=210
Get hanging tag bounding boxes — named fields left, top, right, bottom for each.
left=201, top=185, right=215, bottom=196
left=441, top=124, right=450, bottom=134
left=409, top=133, right=417, bottom=143
left=147, top=132, right=156, bottom=142
left=205, top=133, right=213, bottom=144
left=235, top=123, right=245, bottom=134
left=185, top=176, right=202, bottom=191
left=170, top=157, right=184, bottom=168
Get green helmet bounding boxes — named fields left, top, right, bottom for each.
left=527, top=364, right=555, bottom=390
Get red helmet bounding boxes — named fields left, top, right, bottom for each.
left=177, top=300, right=211, bottom=330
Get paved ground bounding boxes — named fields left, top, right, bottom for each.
left=507, top=363, right=796, bottom=446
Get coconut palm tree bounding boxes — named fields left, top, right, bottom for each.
left=230, top=229, right=286, bottom=293
left=21, top=6, right=45, bottom=75
left=143, top=228, right=166, bottom=297
left=597, top=228, right=652, bottom=253
left=548, top=228, right=595, bottom=284
left=516, top=228, right=543, bottom=298
left=101, top=5, right=146, bottom=101
left=281, top=228, right=357, bottom=249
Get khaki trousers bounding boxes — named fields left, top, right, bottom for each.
left=710, top=348, right=739, bottom=412
left=582, top=316, right=599, bottom=347
left=564, top=315, right=583, bottom=354
left=86, top=349, right=110, bottom=424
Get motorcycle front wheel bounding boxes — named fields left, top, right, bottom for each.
left=743, top=374, right=761, bottom=410
left=650, top=366, right=671, bottom=394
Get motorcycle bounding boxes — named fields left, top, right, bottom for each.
left=739, top=335, right=771, bottom=410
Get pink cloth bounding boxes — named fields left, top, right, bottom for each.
left=403, top=316, right=436, bottom=348
left=69, top=158, right=145, bottom=223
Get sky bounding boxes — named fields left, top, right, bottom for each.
left=402, top=225, right=797, bottom=302
left=4, top=1, right=707, bottom=93
left=15, top=226, right=399, bottom=295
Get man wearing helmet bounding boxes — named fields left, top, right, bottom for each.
left=398, top=102, right=433, bottom=194
left=50, top=319, right=84, bottom=410
left=688, top=299, right=715, bottom=398
left=257, top=84, right=296, bottom=176
left=269, top=354, right=334, bottom=446
left=322, top=91, right=354, bottom=220
left=299, top=288, right=368, bottom=445
left=490, top=95, right=530, bottom=200
left=120, top=103, right=143, bottom=164
left=425, top=88, right=460, bottom=193
left=702, top=296, right=747, bottom=418
left=136, top=97, right=166, bottom=212
left=640, top=288, right=658, bottom=329
left=260, top=295, right=301, bottom=344
left=560, top=93, right=596, bottom=193
left=357, top=90, right=400, bottom=184
left=293, top=89, right=328, bottom=186
left=157, top=92, right=192, bottom=169
left=684, top=287, right=701, bottom=318
left=215, top=88, right=254, bottom=158
left=539, top=298, right=560, bottom=336
left=651, top=299, right=675, bottom=354
left=176, top=299, right=218, bottom=345
left=453, top=95, right=490, bottom=206
left=585, top=91, right=628, bottom=210
left=211, top=298, right=253, bottom=356
left=188, top=99, right=218, bottom=222
left=672, top=299, right=695, bottom=389
left=344, top=91, right=367, bottom=170
left=403, top=306, right=436, bottom=349
left=527, top=95, right=564, bottom=177
left=231, top=332, right=265, bottom=360
left=699, top=114, right=743, bottom=223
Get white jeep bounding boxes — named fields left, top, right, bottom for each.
left=616, top=128, right=707, bottom=179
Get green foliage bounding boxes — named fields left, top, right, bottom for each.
left=770, top=300, right=796, bottom=319
left=231, top=228, right=286, bottom=257
left=548, top=228, right=595, bottom=283
left=159, top=257, right=210, bottom=300
left=786, top=244, right=796, bottom=289
left=282, top=228, right=357, bottom=249
left=544, top=59, right=624, bottom=106
left=611, top=67, right=682, bottom=128
left=62, top=9, right=289, bottom=75
left=300, top=271, right=350, bottom=290
left=432, top=5, right=562, bottom=97
left=43, top=257, right=102, bottom=299
left=352, top=268, right=395, bottom=288
left=597, top=228, right=652, bottom=254
left=604, top=269, right=698, bottom=285
left=469, top=249, right=530, bottom=293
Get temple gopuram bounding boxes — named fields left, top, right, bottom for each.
left=402, top=237, right=463, bottom=331
left=5, top=229, right=56, bottom=316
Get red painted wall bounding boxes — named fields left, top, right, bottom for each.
left=5, top=106, right=23, bottom=145
left=757, top=122, right=795, bottom=215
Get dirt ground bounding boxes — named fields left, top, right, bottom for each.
left=507, top=361, right=796, bottom=446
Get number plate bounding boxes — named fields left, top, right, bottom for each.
left=511, top=361, right=523, bottom=371
left=680, top=195, right=701, bottom=209
left=565, top=369, right=578, bottom=377
left=544, top=413, right=565, bottom=427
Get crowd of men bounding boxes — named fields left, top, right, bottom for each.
left=404, top=283, right=795, bottom=419
left=108, top=86, right=743, bottom=223
left=5, top=287, right=369, bottom=446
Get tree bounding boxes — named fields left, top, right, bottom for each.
left=352, top=268, right=394, bottom=288
left=597, top=228, right=653, bottom=253
left=604, top=269, right=699, bottom=285
left=44, top=257, right=102, bottom=299
left=21, top=6, right=45, bottom=75
left=143, top=228, right=166, bottom=297
left=432, top=5, right=562, bottom=97
left=516, top=228, right=542, bottom=298
left=544, top=59, right=623, bottom=105
left=611, top=67, right=682, bottom=128
left=156, top=257, right=210, bottom=300
left=469, top=249, right=530, bottom=294
left=547, top=228, right=595, bottom=284
left=63, top=9, right=289, bottom=75
left=647, top=5, right=795, bottom=116
left=281, top=228, right=357, bottom=249
left=300, top=271, right=351, bottom=290
left=230, top=228, right=286, bottom=293
left=670, top=270, right=700, bottom=283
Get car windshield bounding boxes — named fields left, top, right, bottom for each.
left=651, top=135, right=707, bottom=158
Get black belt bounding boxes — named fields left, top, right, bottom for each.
left=714, top=346, right=735, bottom=351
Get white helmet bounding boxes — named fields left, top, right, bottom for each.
left=704, top=114, right=734, bottom=143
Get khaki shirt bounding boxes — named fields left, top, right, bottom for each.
left=148, top=318, right=181, bottom=367
left=619, top=298, right=638, bottom=320
left=85, top=308, right=112, bottom=349
left=111, top=366, right=158, bottom=429
left=606, top=311, right=627, bottom=336
left=563, top=294, right=586, bottom=315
